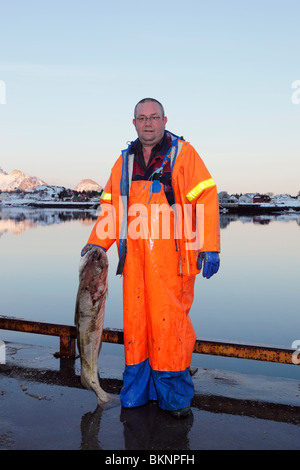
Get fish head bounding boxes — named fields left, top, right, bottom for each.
left=79, top=246, right=109, bottom=300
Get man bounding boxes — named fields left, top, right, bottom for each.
left=85, top=98, right=220, bottom=418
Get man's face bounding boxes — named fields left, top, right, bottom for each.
left=133, top=101, right=167, bottom=148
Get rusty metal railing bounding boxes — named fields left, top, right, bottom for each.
left=0, top=316, right=78, bottom=357
left=0, top=315, right=297, bottom=365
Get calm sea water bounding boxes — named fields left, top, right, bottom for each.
left=1, top=207, right=299, bottom=379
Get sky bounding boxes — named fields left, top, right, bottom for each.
left=0, top=0, right=299, bottom=195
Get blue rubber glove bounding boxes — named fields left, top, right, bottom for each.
left=197, top=252, right=220, bottom=279
left=81, top=244, right=106, bottom=257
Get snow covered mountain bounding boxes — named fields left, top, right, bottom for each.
left=74, top=179, right=102, bottom=192
left=0, top=167, right=47, bottom=192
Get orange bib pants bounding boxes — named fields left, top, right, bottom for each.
left=120, top=179, right=196, bottom=409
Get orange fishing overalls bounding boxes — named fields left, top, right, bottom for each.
left=87, top=131, right=220, bottom=410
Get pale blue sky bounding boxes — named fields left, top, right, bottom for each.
left=0, top=0, right=299, bottom=194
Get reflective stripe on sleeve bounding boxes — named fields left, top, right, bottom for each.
left=186, top=178, right=216, bottom=202
left=101, top=191, right=112, bottom=201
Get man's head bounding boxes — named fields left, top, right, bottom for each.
left=133, top=98, right=167, bottom=148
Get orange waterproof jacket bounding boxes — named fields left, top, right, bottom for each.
left=87, top=132, right=220, bottom=275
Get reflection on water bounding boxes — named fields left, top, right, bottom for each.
left=221, top=212, right=300, bottom=229
left=0, top=207, right=98, bottom=236
left=80, top=405, right=104, bottom=450
left=0, top=207, right=299, bottom=380
left=79, top=402, right=193, bottom=450
left=1, top=206, right=299, bottom=237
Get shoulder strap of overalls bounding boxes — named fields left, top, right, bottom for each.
left=116, top=132, right=181, bottom=275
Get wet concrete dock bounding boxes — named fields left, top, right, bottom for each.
left=0, top=341, right=299, bottom=451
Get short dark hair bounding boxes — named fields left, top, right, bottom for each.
left=134, top=98, right=165, bottom=118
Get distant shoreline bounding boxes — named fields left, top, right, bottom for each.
left=1, top=200, right=299, bottom=214
left=0, top=200, right=99, bottom=209
left=220, top=203, right=300, bottom=214
left=27, top=201, right=99, bottom=209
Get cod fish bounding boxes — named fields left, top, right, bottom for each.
left=75, top=245, right=109, bottom=405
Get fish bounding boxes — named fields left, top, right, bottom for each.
left=74, top=245, right=109, bottom=405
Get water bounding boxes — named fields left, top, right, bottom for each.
left=0, top=207, right=299, bottom=380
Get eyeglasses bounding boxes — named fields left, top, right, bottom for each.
left=136, top=116, right=162, bottom=123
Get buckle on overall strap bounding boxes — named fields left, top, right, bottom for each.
left=145, top=148, right=173, bottom=203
